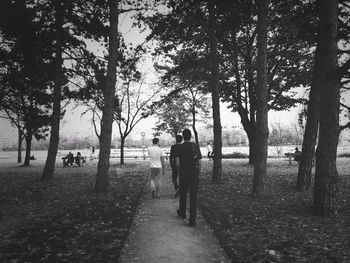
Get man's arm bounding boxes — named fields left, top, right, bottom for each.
left=175, top=157, right=180, bottom=171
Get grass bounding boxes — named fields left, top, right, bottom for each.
left=0, top=160, right=148, bottom=262
left=0, top=158, right=349, bottom=262
left=198, top=158, right=350, bottom=263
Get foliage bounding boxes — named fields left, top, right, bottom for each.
left=151, top=95, right=191, bottom=137
left=0, top=161, right=148, bottom=262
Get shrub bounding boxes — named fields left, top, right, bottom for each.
left=222, top=152, right=249, bottom=159
left=338, top=152, right=350, bottom=158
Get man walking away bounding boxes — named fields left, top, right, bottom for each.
left=176, top=129, right=202, bottom=226
left=170, top=134, right=183, bottom=198
left=148, top=138, right=165, bottom=198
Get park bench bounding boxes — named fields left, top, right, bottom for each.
left=62, top=156, right=87, bottom=167
left=284, top=152, right=301, bottom=165
left=284, top=151, right=315, bottom=166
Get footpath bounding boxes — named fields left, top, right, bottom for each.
left=118, top=169, right=231, bottom=263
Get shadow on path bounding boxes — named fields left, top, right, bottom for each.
left=119, top=169, right=230, bottom=263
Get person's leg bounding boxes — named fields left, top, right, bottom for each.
left=172, top=168, right=180, bottom=197
left=189, top=175, right=199, bottom=226
left=150, top=168, right=157, bottom=198
left=178, top=176, right=188, bottom=218
left=155, top=168, right=161, bottom=197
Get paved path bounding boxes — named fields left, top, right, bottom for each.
left=119, top=170, right=231, bottom=263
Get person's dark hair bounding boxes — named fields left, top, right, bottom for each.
left=152, top=138, right=159, bottom=144
left=182, top=129, right=191, bottom=141
left=176, top=134, right=183, bottom=143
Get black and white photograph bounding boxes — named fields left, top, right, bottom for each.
left=0, top=0, right=349, bottom=262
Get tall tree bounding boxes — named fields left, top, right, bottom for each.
left=313, top=0, right=340, bottom=215
left=42, top=0, right=64, bottom=180
left=95, top=0, right=119, bottom=192
left=297, top=0, right=350, bottom=191
left=220, top=0, right=313, bottom=165
left=207, top=0, right=222, bottom=183
left=0, top=0, right=54, bottom=166
left=252, top=0, right=269, bottom=197
left=296, top=47, right=321, bottom=191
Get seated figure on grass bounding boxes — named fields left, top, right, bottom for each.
left=65, top=152, right=74, bottom=166
left=75, top=152, right=82, bottom=166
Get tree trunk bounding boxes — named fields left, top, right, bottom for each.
left=191, top=107, right=199, bottom=145
left=17, top=127, right=22, bottom=163
left=95, top=0, right=119, bottom=192
left=42, top=0, right=63, bottom=181
left=23, top=134, right=32, bottom=166
left=247, top=131, right=257, bottom=165
left=313, top=0, right=340, bottom=216
left=296, top=47, right=321, bottom=191
left=120, top=136, right=125, bottom=165
left=252, top=0, right=269, bottom=198
left=208, top=1, right=222, bottom=183
left=246, top=52, right=257, bottom=165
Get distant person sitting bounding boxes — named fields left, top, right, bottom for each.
left=75, top=152, right=82, bottom=166
left=65, top=152, right=74, bottom=166
left=294, top=147, right=302, bottom=164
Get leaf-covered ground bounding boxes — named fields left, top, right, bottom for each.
left=1, top=158, right=349, bottom=262
left=0, top=160, right=148, bottom=262
left=198, top=158, right=350, bottom=263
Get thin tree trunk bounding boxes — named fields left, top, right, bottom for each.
left=252, top=0, right=269, bottom=198
left=17, top=127, right=22, bottom=163
left=191, top=107, right=199, bottom=145
left=95, top=0, right=119, bottom=192
left=120, top=136, right=125, bottom=165
left=313, top=0, right=340, bottom=216
left=296, top=47, right=321, bottom=190
left=23, top=134, right=32, bottom=166
left=42, top=0, right=63, bottom=180
left=246, top=54, right=257, bottom=165
left=208, top=1, right=222, bottom=183
left=248, top=131, right=257, bottom=165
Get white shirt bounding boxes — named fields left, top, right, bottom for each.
left=148, top=145, right=165, bottom=168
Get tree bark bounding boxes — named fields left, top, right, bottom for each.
left=120, top=136, right=125, bottom=165
left=208, top=1, right=222, bottom=183
left=42, top=0, right=63, bottom=181
left=17, top=127, right=22, bottom=163
left=313, top=0, right=340, bottom=216
left=191, top=106, right=199, bottom=145
left=247, top=131, right=257, bottom=165
left=252, top=0, right=269, bottom=198
left=296, top=46, right=321, bottom=191
left=23, top=133, right=32, bottom=166
left=95, top=0, right=119, bottom=192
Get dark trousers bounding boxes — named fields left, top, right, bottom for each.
left=179, top=174, right=199, bottom=222
left=171, top=167, right=179, bottom=190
